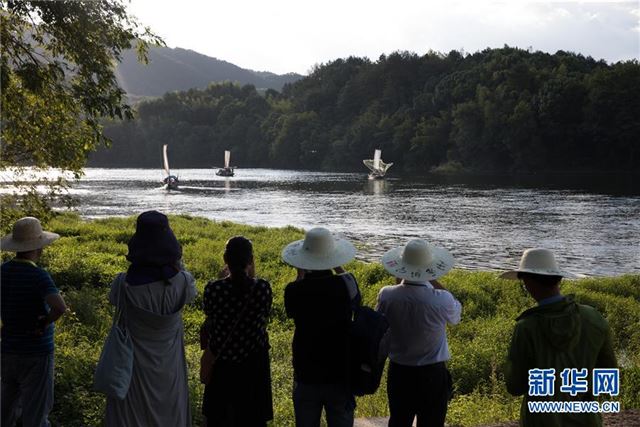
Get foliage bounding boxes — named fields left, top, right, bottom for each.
left=8, top=214, right=638, bottom=426
left=0, top=0, right=162, bottom=224
left=94, top=48, right=639, bottom=174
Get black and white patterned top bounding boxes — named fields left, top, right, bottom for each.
left=202, top=277, right=272, bottom=362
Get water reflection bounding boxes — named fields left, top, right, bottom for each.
left=364, top=179, right=391, bottom=195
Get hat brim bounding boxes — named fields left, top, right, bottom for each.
left=500, top=269, right=577, bottom=280
left=381, top=245, right=455, bottom=281
left=1, top=231, right=60, bottom=252
left=282, top=238, right=356, bottom=270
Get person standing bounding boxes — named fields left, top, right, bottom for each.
left=200, top=236, right=273, bottom=427
left=501, top=248, right=617, bottom=427
left=1, top=217, right=67, bottom=427
left=377, top=239, right=461, bottom=427
left=104, top=211, right=196, bottom=426
left=282, top=227, right=361, bottom=427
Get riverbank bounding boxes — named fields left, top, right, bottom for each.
left=5, top=213, right=638, bottom=426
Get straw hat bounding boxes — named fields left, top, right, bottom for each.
left=1, top=217, right=60, bottom=252
left=500, top=248, right=576, bottom=279
left=282, top=227, right=356, bottom=270
left=381, top=239, right=455, bottom=281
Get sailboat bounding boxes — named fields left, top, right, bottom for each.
left=363, top=149, right=393, bottom=180
left=215, top=150, right=235, bottom=177
left=162, top=144, right=179, bottom=190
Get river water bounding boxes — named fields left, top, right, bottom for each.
left=6, top=168, right=638, bottom=276
left=54, top=168, right=638, bottom=277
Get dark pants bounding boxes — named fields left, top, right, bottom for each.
left=293, top=381, right=355, bottom=427
left=387, top=361, right=452, bottom=427
left=203, top=347, right=273, bottom=427
left=1, top=353, right=54, bottom=427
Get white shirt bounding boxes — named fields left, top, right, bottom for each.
left=376, top=281, right=462, bottom=366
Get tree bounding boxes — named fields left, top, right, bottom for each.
left=0, top=0, right=162, bottom=229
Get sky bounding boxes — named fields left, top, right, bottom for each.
left=127, top=0, right=640, bottom=75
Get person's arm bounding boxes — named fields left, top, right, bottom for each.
left=182, top=270, right=198, bottom=304
left=504, top=322, right=532, bottom=396
left=431, top=279, right=462, bottom=324
left=284, top=284, right=296, bottom=319
left=36, top=293, right=67, bottom=334
left=595, top=322, right=617, bottom=368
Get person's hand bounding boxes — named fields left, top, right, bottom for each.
left=334, top=266, right=345, bottom=274
left=296, top=269, right=305, bottom=280
left=33, top=315, right=49, bottom=336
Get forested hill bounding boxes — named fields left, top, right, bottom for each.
left=94, top=47, right=640, bottom=173
left=115, top=46, right=303, bottom=97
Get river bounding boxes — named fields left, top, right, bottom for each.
left=36, top=168, right=635, bottom=277
left=2, top=168, right=637, bottom=276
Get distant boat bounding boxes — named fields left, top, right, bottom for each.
left=363, top=149, right=393, bottom=180
left=215, top=150, right=235, bottom=177
left=162, top=144, right=179, bottom=190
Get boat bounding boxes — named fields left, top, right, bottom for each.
left=215, top=150, right=235, bottom=177
left=363, top=149, right=393, bottom=179
left=162, top=144, right=179, bottom=190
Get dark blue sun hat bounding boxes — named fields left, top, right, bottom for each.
left=127, top=211, right=182, bottom=266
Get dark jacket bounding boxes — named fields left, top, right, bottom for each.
left=505, top=295, right=617, bottom=427
left=284, top=271, right=360, bottom=384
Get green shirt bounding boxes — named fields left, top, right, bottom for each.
left=505, top=295, right=617, bottom=427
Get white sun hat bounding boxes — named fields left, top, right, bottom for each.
left=500, top=248, right=577, bottom=279
left=1, top=217, right=60, bottom=252
left=281, top=227, right=356, bottom=270
left=381, top=239, right=455, bottom=281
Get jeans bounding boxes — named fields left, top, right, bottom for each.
left=1, top=353, right=54, bottom=427
left=387, top=361, right=452, bottom=427
left=293, top=381, right=356, bottom=427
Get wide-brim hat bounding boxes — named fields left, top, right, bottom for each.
left=500, top=248, right=576, bottom=279
left=381, top=239, right=455, bottom=281
left=127, top=210, right=182, bottom=265
left=1, top=217, right=60, bottom=252
left=282, top=227, right=356, bottom=270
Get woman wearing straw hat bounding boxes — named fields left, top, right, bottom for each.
left=1, top=216, right=67, bottom=427
left=282, top=227, right=361, bottom=427
left=104, top=211, right=197, bottom=426
left=376, top=239, right=461, bottom=427
left=501, top=248, right=617, bottom=427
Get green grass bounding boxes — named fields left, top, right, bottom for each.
left=4, top=213, right=638, bottom=426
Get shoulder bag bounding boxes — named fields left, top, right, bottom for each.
left=93, top=273, right=134, bottom=399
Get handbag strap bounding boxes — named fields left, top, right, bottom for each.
left=113, top=273, right=128, bottom=327
left=212, top=279, right=256, bottom=358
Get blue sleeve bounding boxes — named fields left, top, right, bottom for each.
left=38, top=270, right=59, bottom=298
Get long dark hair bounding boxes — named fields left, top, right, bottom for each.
left=224, top=236, right=254, bottom=292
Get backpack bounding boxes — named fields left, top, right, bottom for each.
left=349, top=305, right=389, bottom=396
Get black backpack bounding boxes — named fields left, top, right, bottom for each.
left=349, top=305, right=389, bottom=396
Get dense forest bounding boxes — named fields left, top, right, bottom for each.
left=91, top=47, right=640, bottom=173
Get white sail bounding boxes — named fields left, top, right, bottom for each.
left=363, top=149, right=393, bottom=176
left=373, top=149, right=381, bottom=170
left=224, top=150, right=231, bottom=168
left=163, top=144, right=171, bottom=176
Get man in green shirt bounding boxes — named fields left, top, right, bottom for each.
left=501, top=248, right=617, bottom=427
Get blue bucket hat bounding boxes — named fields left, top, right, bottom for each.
left=127, top=211, right=182, bottom=266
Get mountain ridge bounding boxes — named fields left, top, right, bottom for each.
left=115, top=45, right=303, bottom=98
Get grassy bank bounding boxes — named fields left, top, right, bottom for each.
left=4, top=213, right=639, bottom=426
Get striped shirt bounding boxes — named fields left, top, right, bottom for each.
left=1, top=259, right=59, bottom=355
